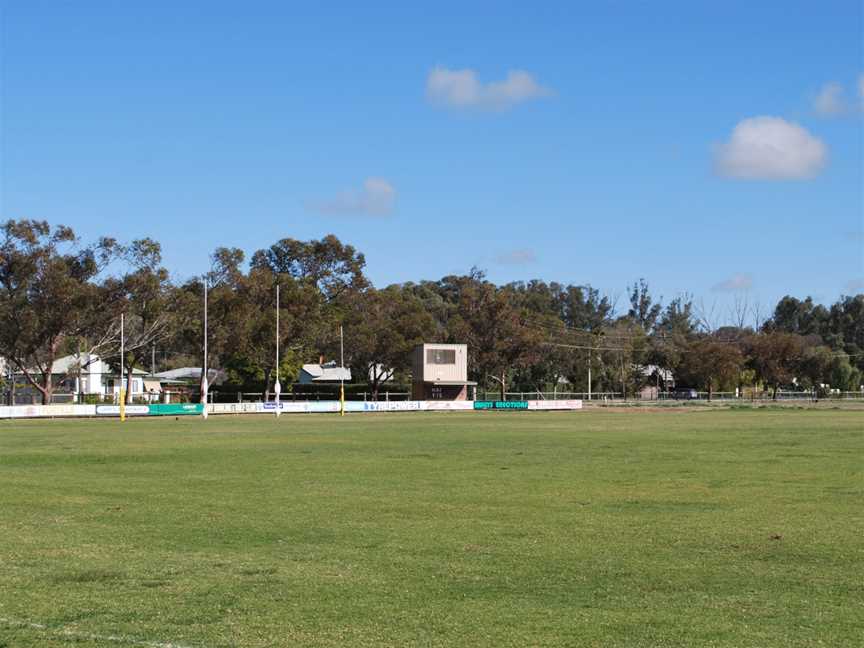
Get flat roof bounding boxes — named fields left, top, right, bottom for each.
left=417, top=343, right=466, bottom=349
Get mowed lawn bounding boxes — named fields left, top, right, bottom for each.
left=0, top=410, right=861, bottom=648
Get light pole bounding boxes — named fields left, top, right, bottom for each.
left=274, top=283, right=281, bottom=418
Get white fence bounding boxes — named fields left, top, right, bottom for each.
left=0, top=399, right=583, bottom=419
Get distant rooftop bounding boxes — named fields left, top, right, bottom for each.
left=153, top=367, right=224, bottom=384
left=299, top=361, right=351, bottom=383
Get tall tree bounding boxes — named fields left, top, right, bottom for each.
left=342, top=286, right=435, bottom=400
left=649, top=295, right=697, bottom=386
left=230, top=268, right=323, bottom=399
left=826, top=295, right=864, bottom=371
left=627, top=278, right=662, bottom=332
left=250, top=234, right=367, bottom=302
left=766, top=296, right=828, bottom=337
left=106, top=239, right=175, bottom=403
left=445, top=275, right=540, bottom=399
left=677, top=337, right=744, bottom=400
left=747, top=332, right=807, bottom=399
left=0, top=220, right=119, bottom=403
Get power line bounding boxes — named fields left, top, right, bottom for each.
left=521, top=315, right=864, bottom=357
left=543, top=342, right=628, bottom=352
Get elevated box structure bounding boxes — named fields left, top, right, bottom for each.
left=411, top=343, right=476, bottom=401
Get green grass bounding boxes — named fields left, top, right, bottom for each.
left=0, top=410, right=861, bottom=647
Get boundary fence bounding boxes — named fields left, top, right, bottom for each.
left=486, top=390, right=864, bottom=402
left=0, top=399, right=584, bottom=419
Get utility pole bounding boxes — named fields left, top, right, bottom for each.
left=274, top=283, right=281, bottom=418
left=587, top=346, right=591, bottom=401
left=620, top=350, right=626, bottom=401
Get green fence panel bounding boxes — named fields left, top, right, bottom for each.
left=148, top=403, right=203, bottom=416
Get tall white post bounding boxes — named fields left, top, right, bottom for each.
left=120, top=313, right=126, bottom=421
left=587, top=346, right=591, bottom=401
left=274, top=283, right=281, bottom=418
left=339, top=325, right=345, bottom=416
left=201, top=278, right=209, bottom=419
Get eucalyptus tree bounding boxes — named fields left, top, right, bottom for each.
left=341, top=285, right=435, bottom=400
left=105, top=239, right=175, bottom=403
left=0, top=220, right=119, bottom=403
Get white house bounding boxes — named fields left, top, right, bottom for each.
left=8, top=353, right=156, bottom=402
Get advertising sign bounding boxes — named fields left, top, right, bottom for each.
left=473, top=401, right=529, bottom=410
left=424, top=401, right=474, bottom=411
left=96, top=405, right=150, bottom=416
left=527, top=400, right=583, bottom=410
left=148, top=403, right=203, bottom=416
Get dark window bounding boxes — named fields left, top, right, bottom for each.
left=426, top=349, right=456, bottom=365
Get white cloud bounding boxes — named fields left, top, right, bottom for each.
left=426, top=66, right=553, bottom=111
left=714, top=117, right=827, bottom=180
left=814, top=82, right=847, bottom=115
left=494, top=249, right=537, bottom=265
left=712, top=274, right=753, bottom=292
left=846, top=278, right=864, bottom=294
left=307, top=177, right=395, bottom=216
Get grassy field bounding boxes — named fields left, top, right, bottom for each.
left=0, top=410, right=861, bottom=648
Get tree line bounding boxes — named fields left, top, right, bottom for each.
left=1, top=219, right=862, bottom=404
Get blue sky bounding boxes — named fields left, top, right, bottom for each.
left=2, top=1, right=862, bottom=318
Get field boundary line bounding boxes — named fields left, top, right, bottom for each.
left=0, top=616, right=204, bottom=648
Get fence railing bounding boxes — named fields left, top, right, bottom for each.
left=5, top=388, right=862, bottom=407
left=655, top=390, right=864, bottom=401
left=479, top=391, right=622, bottom=401
left=217, top=391, right=412, bottom=403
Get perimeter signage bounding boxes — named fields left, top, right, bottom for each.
left=473, top=400, right=529, bottom=410
left=148, top=404, right=203, bottom=416
left=96, top=405, right=150, bottom=416
left=94, top=404, right=202, bottom=416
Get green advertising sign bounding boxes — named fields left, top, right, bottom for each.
left=473, top=401, right=529, bottom=410
left=148, top=403, right=203, bottom=416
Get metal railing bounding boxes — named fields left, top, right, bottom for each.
left=216, top=390, right=412, bottom=403
left=655, top=390, right=864, bottom=401
left=479, top=391, right=623, bottom=401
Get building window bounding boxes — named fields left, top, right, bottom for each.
left=426, top=349, right=456, bottom=365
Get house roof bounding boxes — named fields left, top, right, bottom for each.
left=641, top=364, right=674, bottom=381
left=152, top=367, right=224, bottom=383
left=143, top=379, right=163, bottom=392
left=300, top=362, right=352, bottom=382
left=49, top=354, right=99, bottom=375
left=19, top=353, right=146, bottom=376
